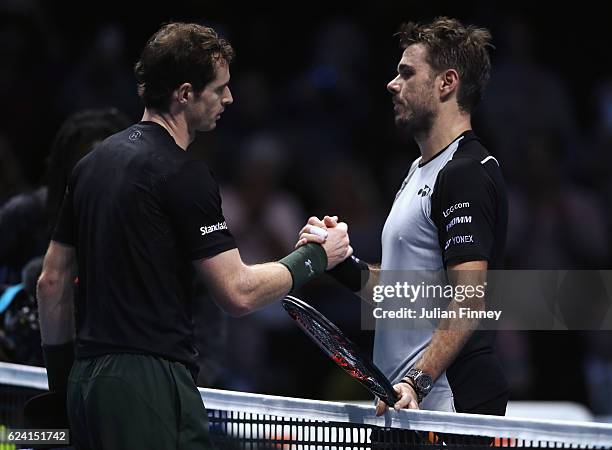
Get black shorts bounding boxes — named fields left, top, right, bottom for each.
left=67, top=353, right=212, bottom=450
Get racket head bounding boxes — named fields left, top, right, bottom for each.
left=282, top=295, right=398, bottom=406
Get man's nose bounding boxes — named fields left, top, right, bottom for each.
left=224, top=87, right=233, bottom=105
left=387, top=76, right=400, bottom=94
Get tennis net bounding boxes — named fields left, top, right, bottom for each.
left=2, top=361, right=612, bottom=449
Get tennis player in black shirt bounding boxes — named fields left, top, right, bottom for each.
left=34, top=22, right=351, bottom=450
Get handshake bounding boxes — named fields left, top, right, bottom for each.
left=295, top=215, right=353, bottom=270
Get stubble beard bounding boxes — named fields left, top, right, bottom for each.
left=394, top=80, right=437, bottom=136
left=394, top=105, right=435, bottom=137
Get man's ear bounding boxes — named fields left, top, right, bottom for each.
left=175, top=83, right=193, bottom=105
left=439, top=69, right=459, bottom=100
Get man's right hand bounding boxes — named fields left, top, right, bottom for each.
left=322, top=221, right=352, bottom=269
left=296, top=216, right=352, bottom=269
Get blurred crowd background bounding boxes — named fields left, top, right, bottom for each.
left=1, top=1, right=612, bottom=416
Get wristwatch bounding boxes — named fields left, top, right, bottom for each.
left=402, top=368, right=433, bottom=403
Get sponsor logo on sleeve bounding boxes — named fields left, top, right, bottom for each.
left=442, top=202, right=470, bottom=218
left=445, top=215, right=472, bottom=232
left=444, top=234, right=474, bottom=251
left=200, top=221, right=228, bottom=236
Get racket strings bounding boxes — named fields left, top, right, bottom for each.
left=294, top=309, right=389, bottom=399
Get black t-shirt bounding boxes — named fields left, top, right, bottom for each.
left=430, top=132, right=510, bottom=411
left=53, top=121, right=236, bottom=375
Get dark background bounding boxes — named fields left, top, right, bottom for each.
left=2, top=0, right=612, bottom=415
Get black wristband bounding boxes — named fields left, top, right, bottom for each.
left=327, top=255, right=370, bottom=292
left=42, top=341, right=75, bottom=392
left=279, top=243, right=327, bottom=292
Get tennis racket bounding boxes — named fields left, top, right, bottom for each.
left=282, top=295, right=398, bottom=406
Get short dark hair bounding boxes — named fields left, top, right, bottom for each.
left=134, top=22, right=234, bottom=111
left=397, top=17, right=493, bottom=113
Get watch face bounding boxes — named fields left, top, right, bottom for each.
left=417, top=374, right=433, bottom=393
left=406, top=369, right=433, bottom=396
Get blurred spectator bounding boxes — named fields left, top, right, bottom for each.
left=0, top=257, right=43, bottom=365
left=0, top=185, right=46, bottom=282
left=0, top=108, right=131, bottom=365
left=0, top=108, right=132, bottom=281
